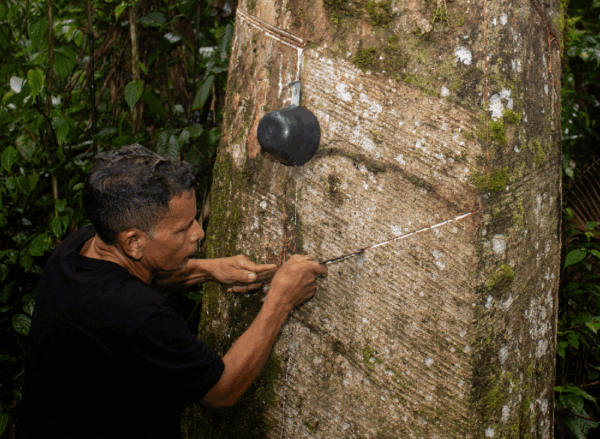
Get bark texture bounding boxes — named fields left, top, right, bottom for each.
left=185, top=1, right=562, bottom=437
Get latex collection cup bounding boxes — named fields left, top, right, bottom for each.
left=257, top=104, right=321, bottom=166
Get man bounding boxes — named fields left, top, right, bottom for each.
left=23, top=145, right=326, bottom=438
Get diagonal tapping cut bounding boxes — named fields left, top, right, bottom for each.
left=319, top=209, right=481, bottom=265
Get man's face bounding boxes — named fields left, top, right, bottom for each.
left=142, top=191, right=205, bottom=272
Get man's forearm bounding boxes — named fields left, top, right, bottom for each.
left=152, top=259, right=215, bottom=290
left=200, top=293, right=291, bottom=408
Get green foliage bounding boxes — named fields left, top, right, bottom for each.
left=557, top=2, right=600, bottom=437
left=0, top=0, right=233, bottom=433
left=556, top=385, right=599, bottom=439
left=556, top=216, right=600, bottom=437
left=562, top=0, right=600, bottom=179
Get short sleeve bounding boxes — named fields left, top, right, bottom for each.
left=131, top=304, right=224, bottom=408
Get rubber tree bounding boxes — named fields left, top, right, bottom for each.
left=185, top=0, right=562, bottom=437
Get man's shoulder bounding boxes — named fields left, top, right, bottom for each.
left=37, top=225, right=169, bottom=328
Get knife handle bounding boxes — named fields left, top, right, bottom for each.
left=227, top=266, right=279, bottom=288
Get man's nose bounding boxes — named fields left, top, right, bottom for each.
left=192, top=220, right=205, bottom=242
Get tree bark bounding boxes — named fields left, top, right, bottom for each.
left=186, top=1, right=563, bottom=437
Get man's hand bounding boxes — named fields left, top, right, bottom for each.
left=266, top=255, right=327, bottom=311
left=209, top=255, right=278, bottom=293
left=201, top=254, right=327, bottom=408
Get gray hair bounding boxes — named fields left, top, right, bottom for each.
left=83, top=144, right=196, bottom=245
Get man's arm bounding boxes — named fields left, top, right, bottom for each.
left=152, top=255, right=278, bottom=293
left=200, top=255, right=327, bottom=408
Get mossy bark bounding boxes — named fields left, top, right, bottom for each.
left=185, top=0, right=562, bottom=437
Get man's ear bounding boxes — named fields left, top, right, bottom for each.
left=118, top=229, right=148, bottom=261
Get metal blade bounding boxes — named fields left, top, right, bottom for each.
left=318, top=210, right=480, bottom=265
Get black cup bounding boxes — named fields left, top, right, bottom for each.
left=257, top=105, right=321, bottom=166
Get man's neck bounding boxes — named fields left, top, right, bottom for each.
left=80, top=235, right=153, bottom=284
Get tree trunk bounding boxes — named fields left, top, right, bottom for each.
left=186, top=1, right=562, bottom=437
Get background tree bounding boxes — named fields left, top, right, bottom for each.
left=186, top=0, right=562, bottom=437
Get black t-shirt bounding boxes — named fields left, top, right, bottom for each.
left=23, top=225, right=224, bottom=438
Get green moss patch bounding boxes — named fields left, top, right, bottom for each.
left=353, top=47, right=378, bottom=71
left=323, top=0, right=394, bottom=27
left=486, top=264, right=515, bottom=290
left=470, top=167, right=509, bottom=192
left=363, top=345, right=383, bottom=371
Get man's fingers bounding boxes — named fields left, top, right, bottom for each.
left=235, top=255, right=278, bottom=272
left=226, top=282, right=264, bottom=294
left=252, top=263, right=279, bottom=272
left=306, top=261, right=327, bottom=276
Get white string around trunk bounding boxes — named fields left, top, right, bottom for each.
left=236, top=8, right=305, bottom=81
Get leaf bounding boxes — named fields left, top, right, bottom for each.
left=0, top=282, right=13, bottom=303
left=16, top=135, right=36, bottom=161
left=186, top=125, right=203, bottom=138
left=16, top=175, right=30, bottom=196
left=52, top=118, right=70, bottom=146
left=0, top=413, right=8, bottom=438
left=0, top=354, right=16, bottom=363
left=138, top=12, right=166, bottom=27
left=191, top=74, right=214, bottom=110
left=156, top=131, right=169, bottom=155
left=12, top=313, right=31, bottom=336
left=143, top=90, right=165, bottom=120
left=51, top=214, right=69, bottom=237
left=28, top=233, right=52, bottom=257
left=19, top=254, right=34, bottom=272
left=10, top=76, right=24, bottom=93
left=557, top=340, right=569, bottom=358
left=208, top=127, right=221, bottom=147
left=1, top=146, right=17, bottom=173
left=558, top=392, right=584, bottom=411
left=163, top=32, right=182, bottom=43
left=565, top=249, right=588, bottom=268
left=179, top=128, right=191, bottom=145
left=55, top=199, right=67, bottom=213
left=218, top=24, right=233, bottom=61
left=124, top=80, right=144, bottom=110
left=563, top=415, right=597, bottom=439
left=22, top=298, right=35, bottom=316
left=166, top=134, right=180, bottom=161
left=589, top=249, right=600, bottom=260
left=557, top=385, right=600, bottom=410
left=565, top=165, right=574, bottom=178
left=567, top=332, right=580, bottom=349
left=27, top=68, right=44, bottom=98
left=586, top=321, right=600, bottom=335
left=586, top=221, right=600, bottom=230
left=28, top=172, right=40, bottom=192
left=184, top=289, right=204, bottom=301
left=54, top=46, right=77, bottom=80
left=115, top=2, right=127, bottom=19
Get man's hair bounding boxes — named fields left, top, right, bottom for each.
left=83, top=144, right=196, bottom=245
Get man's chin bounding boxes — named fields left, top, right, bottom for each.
left=178, top=258, right=192, bottom=270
